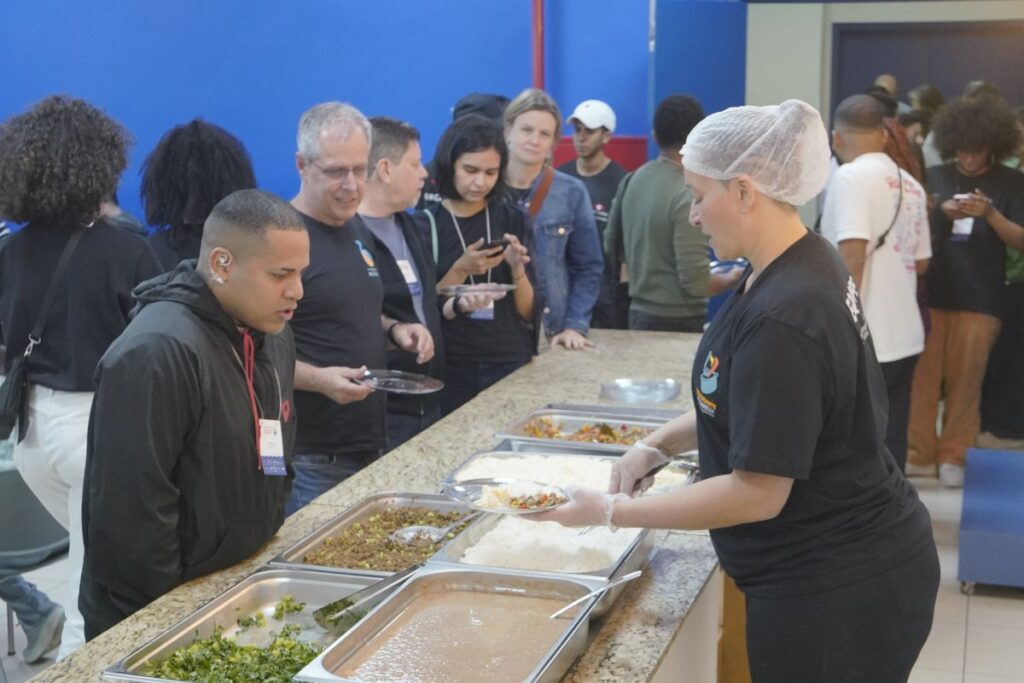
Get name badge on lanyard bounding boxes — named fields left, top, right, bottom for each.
left=396, top=259, right=422, bottom=296
left=259, top=418, right=288, bottom=476
left=470, top=299, right=496, bottom=321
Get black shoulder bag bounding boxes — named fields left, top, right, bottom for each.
left=0, top=229, right=86, bottom=442
left=870, top=168, right=903, bottom=254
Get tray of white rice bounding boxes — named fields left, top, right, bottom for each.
left=433, top=449, right=695, bottom=615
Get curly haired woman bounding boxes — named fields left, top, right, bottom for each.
left=906, top=95, right=1024, bottom=487
left=0, top=95, right=161, bottom=655
left=141, top=119, right=257, bottom=270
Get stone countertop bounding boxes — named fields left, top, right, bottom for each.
left=32, top=329, right=718, bottom=682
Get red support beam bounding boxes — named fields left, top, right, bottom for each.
left=532, top=0, right=545, bottom=89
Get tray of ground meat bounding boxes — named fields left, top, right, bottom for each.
left=497, top=403, right=681, bottom=453
left=270, top=492, right=476, bottom=578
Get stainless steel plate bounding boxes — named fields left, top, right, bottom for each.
left=361, top=369, right=443, bottom=395
left=599, top=377, right=682, bottom=404
left=102, top=568, right=378, bottom=683
left=498, top=403, right=681, bottom=453
left=437, top=282, right=517, bottom=296
left=295, top=566, right=599, bottom=683
left=270, top=492, right=473, bottom=578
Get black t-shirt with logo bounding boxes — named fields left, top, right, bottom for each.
left=925, top=163, right=1024, bottom=317
left=558, top=160, right=627, bottom=305
left=291, top=213, right=386, bottom=454
left=694, top=231, right=933, bottom=598
left=557, top=159, right=627, bottom=240
left=430, top=201, right=536, bottom=364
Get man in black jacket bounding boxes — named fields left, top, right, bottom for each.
left=79, top=189, right=309, bottom=639
left=357, top=117, right=442, bottom=449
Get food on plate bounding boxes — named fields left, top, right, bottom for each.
left=523, top=416, right=651, bottom=445
left=476, top=481, right=567, bottom=512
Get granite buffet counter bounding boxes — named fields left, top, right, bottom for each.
left=31, top=329, right=720, bottom=683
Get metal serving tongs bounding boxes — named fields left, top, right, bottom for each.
left=312, top=562, right=422, bottom=637
left=632, top=449, right=700, bottom=495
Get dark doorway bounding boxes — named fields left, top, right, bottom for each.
left=832, top=20, right=1024, bottom=112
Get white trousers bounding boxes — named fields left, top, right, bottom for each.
left=13, top=385, right=93, bottom=659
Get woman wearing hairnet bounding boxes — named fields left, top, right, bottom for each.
left=531, top=100, right=939, bottom=682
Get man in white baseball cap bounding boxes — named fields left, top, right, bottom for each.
left=558, top=99, right=628, bottom=328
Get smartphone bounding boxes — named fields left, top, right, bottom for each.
left=481, top=238, right=510, bottom=253
left=953, top=193, right=972, bottom=201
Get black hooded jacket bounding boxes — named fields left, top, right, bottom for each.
left=79, top=262, right=297, bottom=638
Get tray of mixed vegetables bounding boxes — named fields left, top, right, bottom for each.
left=498, top=403, right=681, bottom=453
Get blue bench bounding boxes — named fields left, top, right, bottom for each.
left=958, top=448, right=1024, bottom=593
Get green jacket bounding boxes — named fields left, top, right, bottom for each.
left=604, top=158, right=709, bottom=318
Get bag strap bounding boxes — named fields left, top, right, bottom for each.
left=423, top=207, right=439, bottom=264
left=527, top=167, right=556, bottom=219
left=23, top=228, right=86, bottom=358
left=870, top=168, right=903, bottom=254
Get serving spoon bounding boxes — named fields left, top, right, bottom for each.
left=549, top=570, right=643, bottom=619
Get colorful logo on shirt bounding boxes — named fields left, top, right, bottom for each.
left=700, top=351, right=720, bottom=395
left=355, top=239, right=375, bottom=268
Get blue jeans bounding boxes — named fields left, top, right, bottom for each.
left=285, top=450, right=382, bottom=516
left=386, top=407, right=442, bottom=452
left=0, top=575, right=59, bottom=631
left=441, top=360, right=525, bottom=416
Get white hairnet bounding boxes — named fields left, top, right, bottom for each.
left=681, top=99, right=830, bottom=206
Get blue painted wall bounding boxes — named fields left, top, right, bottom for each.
left=651, top=0, right=747, bottom=149
left=545, top=0, right=651, bottom=138
left=1, top=1, right=752, bottom=223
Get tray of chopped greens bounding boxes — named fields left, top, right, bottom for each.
left=102, top=568, right=380, bottom=683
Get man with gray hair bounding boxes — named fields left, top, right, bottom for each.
left=287, top=102, right=434, bottom=513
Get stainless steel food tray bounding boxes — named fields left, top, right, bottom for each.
left=270, top=491, right=472, bottom=578
left=295, top=566, right=601, bottom=683
left=429, top=509, right=653, bottom=616
left=443, top=445, right=696, bottom=489
left=102, top=568, right=379, bottom=683
left=497, top=403, right=681, bottom=453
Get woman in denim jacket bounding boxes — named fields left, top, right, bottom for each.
left=504, top=89, right=604, bottom=350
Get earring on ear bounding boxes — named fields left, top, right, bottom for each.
left=217, top=255, right=231, bottom=267
left=211, top=275, right=225, bottom=285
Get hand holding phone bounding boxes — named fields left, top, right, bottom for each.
left=480, top=238, right=510, bottom=253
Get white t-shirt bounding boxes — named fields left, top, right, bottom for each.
left=821, top=152, right=931, bottom=362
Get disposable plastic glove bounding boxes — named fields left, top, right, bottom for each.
left=609, top=441, right=670, bottom=496
left=527, top=486, right=628, bottom=528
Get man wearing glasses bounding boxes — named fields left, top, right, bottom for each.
left=287, top=102, right=433, bottom=514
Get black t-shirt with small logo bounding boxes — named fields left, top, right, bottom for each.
left=694, top=231, right=933, bottom=598
left=291, top=213, right=386, bottom=454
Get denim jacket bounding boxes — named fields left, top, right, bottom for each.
left=517, top=170, right=604, bottom=336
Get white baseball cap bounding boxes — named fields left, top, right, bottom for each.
left=567, top=100, right=616, bottom=133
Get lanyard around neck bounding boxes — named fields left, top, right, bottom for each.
left=230, top=332, right=283, bottom=470
left=447, top=204, right=492, bottom=285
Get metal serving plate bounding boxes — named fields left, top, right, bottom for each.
left=295, top=566, right=601, bottom=683
left=497, top=403, right=681, bottom=453
left=271, top=491, right=472, bottom=578
left=102, top=568, right=378, bottom=683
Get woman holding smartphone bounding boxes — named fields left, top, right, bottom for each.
left=424, top=115, right=537, bottom=414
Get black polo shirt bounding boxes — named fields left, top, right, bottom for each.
left=291, top=213, right=386, bottom=454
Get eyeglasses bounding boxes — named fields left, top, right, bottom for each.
left=309, top=160, right=369, bottom=182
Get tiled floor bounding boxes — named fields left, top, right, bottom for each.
left=2, top=480, right=1022, bottom=682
